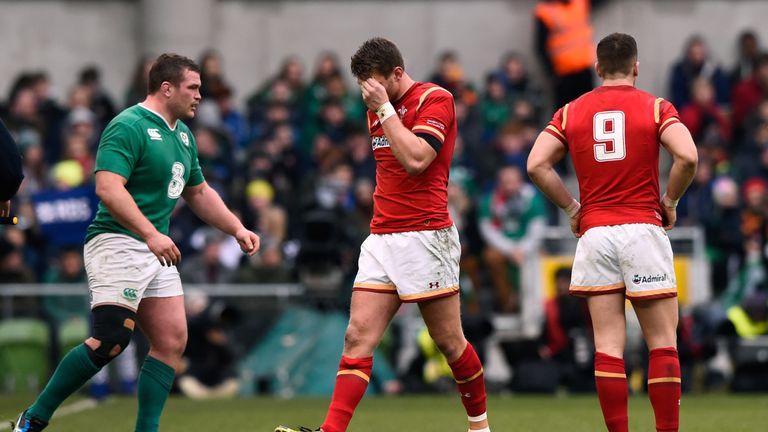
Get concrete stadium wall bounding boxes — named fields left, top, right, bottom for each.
left=0, top=0, right=767, bottom=109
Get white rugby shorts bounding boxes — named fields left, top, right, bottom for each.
left=353, top=225, right=461, bottom=302
left=570, top=223, right=677, bottom=300
left=84, top=233, right=183, bottom=310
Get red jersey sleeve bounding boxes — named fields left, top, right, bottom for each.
left=411, top=87, right=454, bottom=145
left=544, top=104, right=568, bottom=146
left=655, top=97, right=681, bottom=136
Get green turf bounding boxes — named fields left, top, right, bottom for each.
left=2, top=394, right=767, bottom=431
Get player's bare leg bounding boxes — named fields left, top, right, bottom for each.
left=420, top=294, right=490, bottom=432
left=586, top=293, right=629, bottom=432
left=135, top=296, right=187, bottom=432
left=317, top=291, right=401, bottom=432
left=633, top=297, right=681, bottom=432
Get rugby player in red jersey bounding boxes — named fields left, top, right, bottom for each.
left=276, top=37, right=490, bottom=432
left=528, top=33, right=697, bottom=432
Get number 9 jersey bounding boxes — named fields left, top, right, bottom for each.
left=543, top=85, right=681, bottom=236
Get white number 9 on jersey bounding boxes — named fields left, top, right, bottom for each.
left=593, top=111, right=626, bottom=162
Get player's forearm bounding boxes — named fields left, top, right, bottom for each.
left=528, top=166, right=575, bottom=210
left=184, top=184, right=244, bottom=236
left=661, top=123, right=698, bottom=201
left=98, top=185, right=159, bottom=240
left=665, top=159, right=697, bottom=202
left=381, top=117, right=435, bottom=176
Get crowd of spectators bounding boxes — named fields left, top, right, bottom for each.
left=2, top=29, right=768, bottom=392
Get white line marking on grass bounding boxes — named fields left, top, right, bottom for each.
left=0, top=399, right=100, bottom=431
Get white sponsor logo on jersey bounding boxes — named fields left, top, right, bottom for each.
left=371, top=136, right=390, bottom=150
left=147, top=128, right=162, bottom=141
left=179, top=131, right=189, bottom=146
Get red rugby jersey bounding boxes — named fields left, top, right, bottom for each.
left=544, top=85, right=681, bottom=235
left=367, top=82, right=456, bottom=234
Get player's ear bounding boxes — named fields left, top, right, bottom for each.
left=392, top=67, right=404, bottom=81
left=161, top=81, right=172, bottom=98
left=594, top=62, right=603, bottom=79
left=633, top=61, right=639, bottom=77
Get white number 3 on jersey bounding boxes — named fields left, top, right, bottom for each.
left=593, top=111, right=626, bottom=162
left=167, top=162, right=185, bottom=199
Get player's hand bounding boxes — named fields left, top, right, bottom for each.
left=360, top=78, right=389, bottom=111
left=235, top=228, right=260, bottom=256
left=146, top=232, right=182, bottom=266
left=0, top=200, right=9, bottom=218
left=660, top=197, right=677, bottom=230
left=570, top=211, right=581, bottom=238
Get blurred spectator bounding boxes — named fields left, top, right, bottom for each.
left=77, top=65, right=117, bottom=129
left=679, top=78, right=731, bottom=143
left=237, top=179, right=291, bottom=283
left=0, top=235, right=35, bottom=283
left=732, top=53, right=768, bottom=130
left=66, top=106, right=98, bottom=148
left=61, top=132, right=95, bottom=181
left=348, top=178, right=374, bottom=246
left=730, top=30, right=761, bottom=86
left=124, top=56, right=153, bottom=107
left=481, top=122, right=535, bottom=183
left=248, top=56, right=305, bottom=123
left=535, top=0, right=596, bottom=109
left=346, top=128, right=376, bottom=182
left=721, top=291, right=768, bottom=392
left=479, top=166, right=547, bottom=312
left=493, top=53, right=544, bottom=126
left=194, top=126, right=235, bottom=189
left=478, top=74, right=511, bottom=142
left=42, top=247, right=88, bottom=325
left=179, top=291, right=241, bottom=399
left=199, top=49, right=228, bottom=98
left=213, top=85, right=250, bottom=151
left=538, top=267, right=594, bottom=392
left=180, top=227, right=238, bottom=284
left=669, top=35, right=730, bottom=108
left=428, top=51, right=465, bottom=95
left=17, top=132, right=48, bottom=196
left=678, top=157, right=715, bottom=226
left=708, top=176, right=744, bottom=295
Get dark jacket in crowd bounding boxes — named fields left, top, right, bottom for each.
left=0, top=118, right=24, bottom=201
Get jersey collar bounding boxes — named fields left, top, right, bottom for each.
left=137, top=103, right=178, bottom=131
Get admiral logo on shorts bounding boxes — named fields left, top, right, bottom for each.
left=632, top=274, right=668, bottom=284
left=122, top=288, right=139, bottom=301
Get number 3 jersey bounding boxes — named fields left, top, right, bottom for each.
left=544, top=85, right=681, bottom=235
left=366, top=82, right=457, bottom=234
left=86, top=104, right=204, bottom=243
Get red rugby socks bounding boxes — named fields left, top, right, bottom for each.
left=320, top=356, right=372, bottom=432
left=648, top=347, right=681, bottom=432
left=448, top=343, right=489, bottom=430
left=594, top=352, right=628, bottom=432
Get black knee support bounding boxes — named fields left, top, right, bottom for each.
left=86, top=305, right=136, bottom=367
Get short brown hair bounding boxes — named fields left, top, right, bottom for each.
left=350, top=37, right=404, bottom=79
left=596, top=33, right=638, bottom=76
left=147, top=53, right=200, bottom=94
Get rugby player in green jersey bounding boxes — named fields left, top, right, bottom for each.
left=14, top=53, right=260, bottom=432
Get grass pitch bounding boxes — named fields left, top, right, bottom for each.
left=1, top=394, right=766, bottom=431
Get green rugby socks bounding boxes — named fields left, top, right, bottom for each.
left=27, top=344, right=101, bottom=422
left=135, top=356, right=176, bottom=432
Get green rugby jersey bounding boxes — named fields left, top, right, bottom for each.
left=86, top=104, right=204, bottom=243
